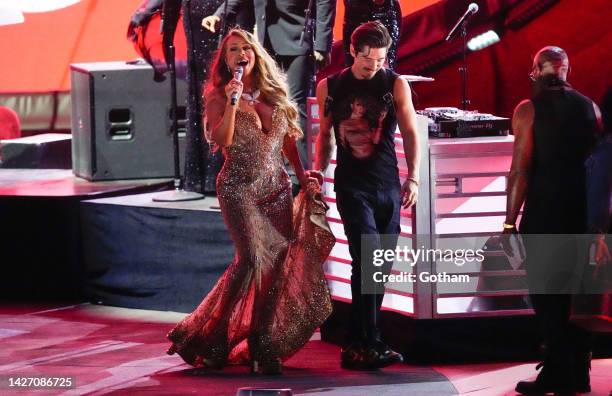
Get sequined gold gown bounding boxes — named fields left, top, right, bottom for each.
left=167, top=107, right=334, bottom=367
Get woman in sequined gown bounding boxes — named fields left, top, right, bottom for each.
left=167, top=28, right=334, bottom=374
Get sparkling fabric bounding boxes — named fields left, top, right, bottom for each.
left=182, top=0, right=224, bottom=193
left=167, top=107, right=335, bottom=367
left=342, top=0, right=402, bottom=70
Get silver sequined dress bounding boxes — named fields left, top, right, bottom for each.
left=167, top=106, right=335, bottom=367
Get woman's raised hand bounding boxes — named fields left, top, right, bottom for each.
left=225, top=78, right=243, bottom=105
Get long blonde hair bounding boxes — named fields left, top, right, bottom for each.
left=204, top=28, right=302, bottom=139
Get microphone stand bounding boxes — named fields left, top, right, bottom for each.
left=446, top=7, right=475, bottom=111
left=153, top=0, right=204, bottom=202
left=459, top=20, right=469, bottom=110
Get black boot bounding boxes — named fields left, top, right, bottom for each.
left=573, top=348, right=591, bottom=393
left=515, top=356, right=575, bottom=395
left=571, top=325, right=592, bottom=394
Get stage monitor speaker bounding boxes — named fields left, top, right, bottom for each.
left=70, top=61, right=187, bottom=181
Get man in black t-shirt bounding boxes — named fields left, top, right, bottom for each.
left=313, top=21, right=420, bottom=370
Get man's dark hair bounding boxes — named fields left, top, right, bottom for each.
left=351, top=21, right=392, bottom=55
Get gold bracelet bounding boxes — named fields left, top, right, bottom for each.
left=502, top=222, right=515, bottom=229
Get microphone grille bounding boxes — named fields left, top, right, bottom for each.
left=469, top=3, right=479, bottom=13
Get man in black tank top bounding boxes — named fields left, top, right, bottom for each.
left=313, top=22, right=420, bottom=370
left=503, top=46, right=604, bottom=394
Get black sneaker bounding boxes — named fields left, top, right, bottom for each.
left=515, top=361, right=576, bottom=395
left=341, top=342, right=377, bottom=370
left=371, top=341, right=404, bottom=368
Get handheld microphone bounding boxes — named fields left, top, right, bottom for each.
left=230, top=65, right=244, bottom=106
left=445, top=3, right=479, bottom=41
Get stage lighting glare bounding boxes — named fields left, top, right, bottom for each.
left=467, top=30, right=501, bottom=51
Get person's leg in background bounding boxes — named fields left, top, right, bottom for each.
left=276, top=54, right=316, bottom=168
left=182, top=0, right=224, bottom=194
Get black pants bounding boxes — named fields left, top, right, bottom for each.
left=274, top=54, right=316, bottom=168
left=336, top=187, right=401, bottom=346
left=182, top=0, right=224, bottom=193
left=530, top=294, right=589, bottom=350
left=524, top=235, right=591, bottom=381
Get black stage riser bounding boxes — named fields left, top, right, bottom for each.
left=0, top=197, right=83, bottom=300
left=80, top=200, right=234, bottom=312
left=0, top=176, right=171, bottom=302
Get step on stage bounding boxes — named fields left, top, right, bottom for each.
left=80, top=192, right=233, bottom=312
left=0, top=169, right=174, bottom=301
left=0, top=168, right=233, bottom=312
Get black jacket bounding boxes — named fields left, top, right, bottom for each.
left=218, top=0, right=336, bottom=56
left=214, top=0, right=255, bottom=32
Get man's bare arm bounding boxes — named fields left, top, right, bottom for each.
left=394, top=77, right=420, bottom=208
left=314, top=78, right=335, bottom=173
left=505, top=99, right=534, bottom=228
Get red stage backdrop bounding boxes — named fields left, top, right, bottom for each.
left=0, top=0, right=436, bottom=93
left=397, top=0, right=612, bottom=119
left=2, top=0, right=608, bottom=119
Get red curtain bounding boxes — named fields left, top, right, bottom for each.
left=411, top=0, right=612, bottom=117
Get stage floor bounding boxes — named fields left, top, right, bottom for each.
left=1, top=304, right=611, bottom=395
left=0, top=169, right=171, bottom=197
left=84, top=191, right=220, bottom=211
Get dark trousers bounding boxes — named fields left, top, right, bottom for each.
left=275, top=54, right=315, bottom=167
left=529, top=293, right=591, bottom=386
left=335, top=187, right=401, bottom=346
left=182, top=0, right=225, bottom=193
left=524, top=234, right=591, bottom=384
